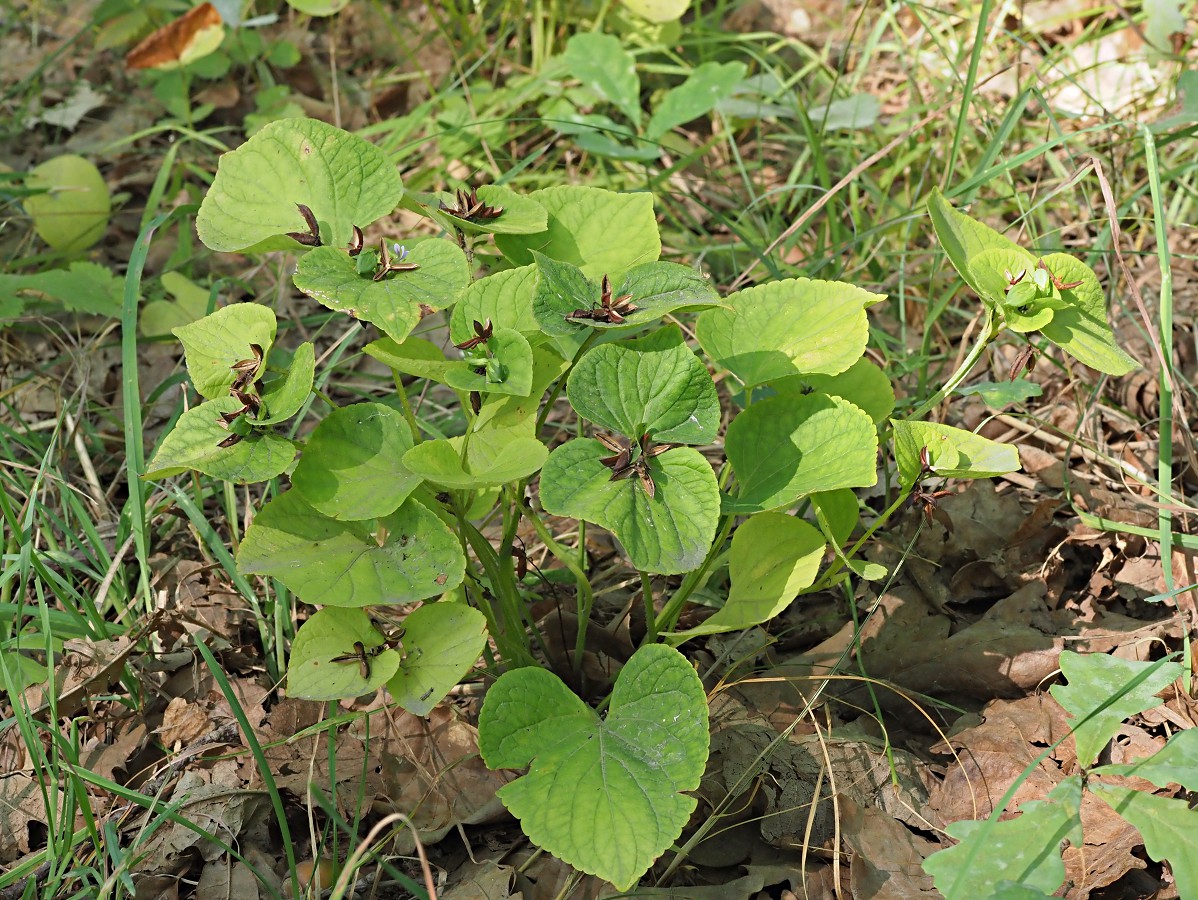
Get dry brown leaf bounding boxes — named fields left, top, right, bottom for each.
left=260, top=699, right=511, bottom=850
left=840, top=797, right=939, bottom=898
left=928, top=695, right=1072, bottom=823
left=159, top=697, right=213, bottom=748
left=439, top=859, right=519, bottom=899
left=0, top=773, right=46, bottom=863
left=132, top=774, right=272, bottom=870
left=24, top=635, right=137, bottom=721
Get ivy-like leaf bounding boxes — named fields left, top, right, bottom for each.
left=1094, top=728, right=1198, bottom=790
left=479, top=644, right=709, bottom=890
left=723, top=394, right=877, bottom=513
left=237, top=491, right=466, bottom=607
left=1088, top=785, right=1198, bottom=900
left=923, top=778, right=1082, bottom=899
left=696, top=277, right=884, bottom=388
left=645, top=61, right=747, bottom=141
left=1049, top=651, right=1184, bottom=768
left=0, top=261, right=121, bottom=318
left=566, top=325, right=719, bottom=445
left=539, top=439, right=718, bottom=574
left=563, top=32, right=642, bottom=128
left=196, top=118, right=404, bottom=253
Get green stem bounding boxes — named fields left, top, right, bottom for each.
left=640, top=572, right=656, bottom=644
left=809, top=488, right=912, bottom=593
left=657, top=513, right=734, bottom=633
left=657, top=463, right=736, bottom=633
left=459, top=516, right=535, bottom=668
left=534, top=330, right=601, bottom=435
left=524, top=503, right=594, bottom=676
left=907, top=306, right=1001, bottom=421
left=391, top=372, right=421, bottom=444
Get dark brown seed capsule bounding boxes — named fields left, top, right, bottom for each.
left=286, top=203, right=322, bottom=246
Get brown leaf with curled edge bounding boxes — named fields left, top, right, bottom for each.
left=24, top=634, right=138, bottom=722
left=124, top=3, right=224, bottom=70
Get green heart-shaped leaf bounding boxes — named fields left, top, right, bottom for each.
left=141, top=272, right=211, bottom=337
left=255, top=342, right=314, bottom=425
left=24, top=155, right=111, bottom=252
left=723, top=394, right=877, bottom=513
left=443, top=328, right=535, bottom=397
left=891, top=419, right=1020, bottom=490
left=566, top=325, right=719, bottom=444
left=539, top=440, right=718, bottom=574
left=387, top=602, right=488, bottom=715
left=615, top=261, right=721, bottom=318
left=287, top=608, right=400, bottom=700
left=696, top=277, right=884, bottom=388
left=530, top=252, right=599, bottom=339
left=173, top=304, right=277, bottom=400
left=449, top=265, right=540, bottom=342
left=495, top=185, right=660, bottom=279
left=927, top=187, right=1026, bottom=300
left=237, top=491, right=465, bottom=607
left=293, top=239, right=469, bottom=342
left=669, top=511, right=824, bottom=639
left=438, top=184, right=548, bottom=235
left=479, top=643, right=709, bottom=891
left=474, top=346, right=570, bottom=433
left=291, top=402, right=420, bottom=520
left=402, top=434, right=548, bottom=489
left=1038, top=253, right=1138, bottom=376
left=144, top=396, right=295, bottom=483
left=769, top=358, right=896, bottom=425
left=196, top=118, right=403, bottom=253
left=364, top=335, right=460, bottom=385
left=966, top=247, right=1038, bottom=307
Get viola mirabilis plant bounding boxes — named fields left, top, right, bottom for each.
left=145, top=118, right=1135, bottom=890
